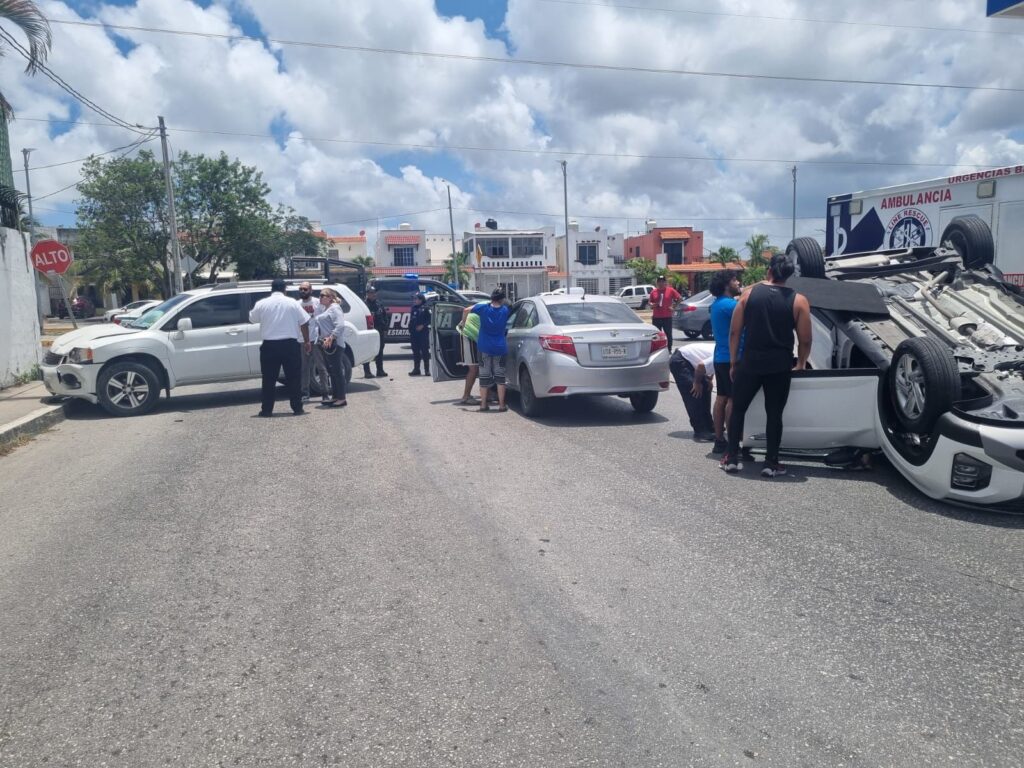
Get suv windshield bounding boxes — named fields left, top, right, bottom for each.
left=126, top=294, right=191, bottom=329
left=547, top=302, right=644, bottom=326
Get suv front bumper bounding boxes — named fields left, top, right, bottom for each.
left=41, top=363, right=100, bottom=404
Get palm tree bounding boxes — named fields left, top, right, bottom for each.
left=712, top=245, right=739, bottom=267
left=0, top=1, right=52, bottom=119
left=442, top=251, right=470, bottom=289
left=744, top=234, right=771, bottom=267
left=350, top=255, right=375, bottom=268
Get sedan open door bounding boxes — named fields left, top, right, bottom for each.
left=430, top=303, right=470, bottom=382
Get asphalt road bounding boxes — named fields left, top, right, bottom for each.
left=1, top=353, right=1022, bottom=767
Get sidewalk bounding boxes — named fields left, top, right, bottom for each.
left=0, top=380, right=66, bottom=452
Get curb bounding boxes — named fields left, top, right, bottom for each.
left=0, top=402, right=67, bottom=452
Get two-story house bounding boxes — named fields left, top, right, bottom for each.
left=555, top=221, right=636, bottom=295
left=462, top=219, right=556, bottom=302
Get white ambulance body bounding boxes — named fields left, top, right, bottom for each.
left=825, top=165, right=1024, bottom=283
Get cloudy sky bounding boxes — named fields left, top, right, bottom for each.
left=3, top=0, right=1023, bottom=253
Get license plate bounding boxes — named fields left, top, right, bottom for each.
left=602, top=344, right=627, bottom=359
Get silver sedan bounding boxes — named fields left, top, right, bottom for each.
left=431, top=293, right=671, bottom=416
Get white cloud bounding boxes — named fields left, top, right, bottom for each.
left=2, top=0, right=1021, bottom=254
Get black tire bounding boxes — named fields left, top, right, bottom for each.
left=97, top=360, right=161, bottom=417
left=700, top=321, right=713, bottom=340
left=940, top=215, right=994, bottom=270
left=629, top=391, right=658, bottom=413
left=683, top=330, right=700, bottom=340
left=518, top=367, right=544, bottom=417
left=786, top=237, right=827, bottom=279
left=639, top=299, right=649, bottom=310
left=342, top=349, right=354, bottom=384
left=887, top=337, right=961, bottom=434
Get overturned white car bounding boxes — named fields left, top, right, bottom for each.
left=741, top=216, right=1023, bottom=511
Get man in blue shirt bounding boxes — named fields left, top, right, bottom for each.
left=708, top=270, right=742, bottom=453
left=461, top=288, right=511, bottom=411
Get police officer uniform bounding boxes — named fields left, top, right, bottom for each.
left=363, top=289, right=388, bottom=378
left=408, top=299, right=431, bottom=376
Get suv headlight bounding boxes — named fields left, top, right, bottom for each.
left=68, top=347, right=94, bottom=364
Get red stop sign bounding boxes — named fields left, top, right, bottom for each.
left=31, top=239, right=74, bottom=275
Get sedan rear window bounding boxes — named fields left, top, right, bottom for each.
left=547, top=302, right=644, bottom=326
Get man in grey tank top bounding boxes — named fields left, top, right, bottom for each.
left=722, top=254, right=812, bottom=477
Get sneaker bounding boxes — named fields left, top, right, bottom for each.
left=712, top=439, right=728, bottom=454
left=761, top=462, right=787, bottom=478
left=409, top=370, right=421, bottom=376
left=720, top=454, right=743, bottom=473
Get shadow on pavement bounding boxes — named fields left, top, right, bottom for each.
left=514, top=394, right=670, bottom=428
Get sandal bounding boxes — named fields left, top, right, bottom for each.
left=497, top=405, right=508, bottom=412
left=458, top=396, right=480, bottom=405
left=478, top=405, right=490, bottom=412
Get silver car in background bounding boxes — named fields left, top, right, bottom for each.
left=430, top=292, right=671, bottom=416
left=673, top=290, right=714, bottom=339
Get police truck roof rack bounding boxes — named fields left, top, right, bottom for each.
left=209, top=278, right=326, bottom=291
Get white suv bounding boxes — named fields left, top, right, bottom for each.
left=616, top=284, right=654, bottom=309
left=42, top=281, right=381, bottom=416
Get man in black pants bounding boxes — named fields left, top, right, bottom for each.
left=721, top=254, right=812, bottom=477
left=649, top=275, right=682, bottom=352
left=363, top=285, right=388, bottom=378
left=249, top=278, right=312, bottom=417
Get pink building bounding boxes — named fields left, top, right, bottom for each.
left=624, top=225, right=705, bottom=266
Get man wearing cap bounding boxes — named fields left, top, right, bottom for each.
left=649, top=275, right=683, bottom=352
left=249, top=278, right=312, bottom=417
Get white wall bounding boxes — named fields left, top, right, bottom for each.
left=0, top=228, right=42, bottom=386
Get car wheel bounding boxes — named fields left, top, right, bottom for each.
left=786, top=237, right=827, bottom=279
left=343, top=349, right=354, bottom=384
left=629, top=391, right=658, bottom=413
left=940, top=215, right=995, bottom=270
left=97, top=360, right=161, bottom=417
left=519, top=366, right=543, bottom=416
left=700, top=321, right=713, bottom=340
left=683, top=330, right=700, bottom=340
left=639, top=299, right=649, bottom=310
left=888, top=337, right=961, bottom=434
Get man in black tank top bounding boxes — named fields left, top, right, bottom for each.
left=722, top=254, right=812, bottom=477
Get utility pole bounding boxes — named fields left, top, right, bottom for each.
left=445, top=183, right=459, bottom=287
left=158, top=116, right=184, bottom=295
left=561, top=160, right=570, bottom=291
left=791, top=165, right=797, bottom=242
left=22, top=148, right=46, bottom=331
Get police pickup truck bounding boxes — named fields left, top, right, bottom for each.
left=370, top=277, right=471, bottom=344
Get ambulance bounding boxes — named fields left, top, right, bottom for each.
left=825, top=165, right=1024, bottom=284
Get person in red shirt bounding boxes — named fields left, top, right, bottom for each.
left=649, top=275, right=683, bottom=351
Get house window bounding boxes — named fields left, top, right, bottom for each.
left=511, top=236, right=543, bottom=257
left=478, top=237, right=507, bottom=258
left=393, top=246, right=415, bottom=267
left=328, top=249, right=339, bottom=259
left=577, top=244, right=598, bottom=265
left=608, top=278, right=631, bottom=293
left=664, top=241, right=684, bottom=266
left=575, top=278, right=599, bottom=295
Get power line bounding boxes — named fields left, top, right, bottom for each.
left=28, top=137, right=160, bottom=170
left=0, top=26, right=152, bottom=134
left=460, top=207, right=823, bottom=223
left=18, top=116, right=1009, bottom=171
left=535, top=0, right=1024, bottom=38
left=321, top=208, right=446, bottom=227
left=33, top=132, right=157, bottom=201
left=45, top=17, right=1024, bottom=94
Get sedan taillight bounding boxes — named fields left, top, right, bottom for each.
left=540, top=335, right=577, bottom=358
left=650, top=332, right=668, bottom=354
left=366, top=314, right=374, bottom=330
left=681, top=305, right=697, bottom=312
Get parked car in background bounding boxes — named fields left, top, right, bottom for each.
left=431, top=290, right=671, bottom=417
left=111, top=300, right=161, bottom=325
left=673, top=290, right=715, bottom=339
left=103, top=300, right=156, bottom=322
left=42, top=280, right=380, bottom=417
left=57, top=295, right=96, bottom=319
left=616, top=284, right=654, bottom=309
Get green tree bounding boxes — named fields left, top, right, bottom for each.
left=442, top=251, right=471, bottom=288
left=712, top=245, right=739, bottom=267
left=742, top=263, right=767, bottom=285
left=0, top=0, right=51, bottom=119
left=350, top=255, right=375, bottom=268
left=75, top=150, right=173, bottom=297
left=626, top=257, right=666, bottom=286
left=744, top=234, right=772, bottom=267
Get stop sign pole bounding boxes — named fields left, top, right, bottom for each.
left=31, top=239, right=78, bottom=329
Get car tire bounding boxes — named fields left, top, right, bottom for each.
left=940, top=215, right=995, bottom=270
left=700, top=321, right=713, bottom=340
left=343, top=348, right=354, bottom=384
left=97, top=360, right=161, bottom=417
left=629, top=391, right=658, bottom=413
left=683, top=330, right=700, bottom=340
left=519, top=366, right=544, bottom=417
left=786, top=237, right=827, bottom=279
left=887, top=337, right=961, bottom=434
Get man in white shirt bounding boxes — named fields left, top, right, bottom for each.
left=669, top=341, right=716, bottom=441
left=249, top=278, right=312, bottom=417
left=297, top=282, right=330, bottom=402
